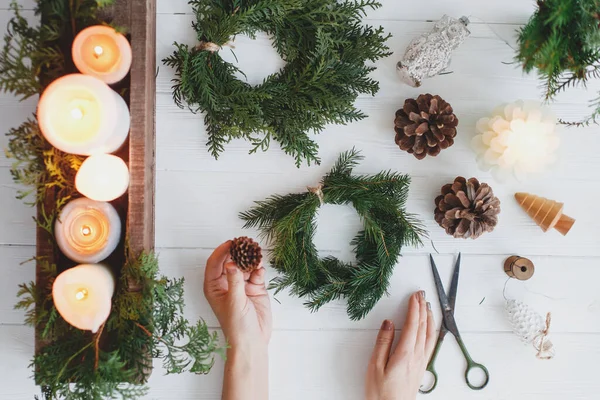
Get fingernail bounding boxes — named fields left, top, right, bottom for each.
left=381, top=319, right=393, bottom=331
left=427, top=302, right=432, bottom=310
left=226, top=266, right=237, bottom=274
left=420, top=290, right=426, bottom=299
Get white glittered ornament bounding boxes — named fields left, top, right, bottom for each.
left=505, top=299, right=555, bottom=359
left=472, top=101, right=559, bottom=182
left=396, top=15, right=470, bottom=87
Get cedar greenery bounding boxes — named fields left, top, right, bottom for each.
left=163, top=0, right=391, bottom=167
left=516, top=0, right=600, bottom=125
left=2, top=1, right=224, bottom=398
left=240, top=149, right=425, bottom=320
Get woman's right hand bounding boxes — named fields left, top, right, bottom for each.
left=365, top=291, right=437, bottom=400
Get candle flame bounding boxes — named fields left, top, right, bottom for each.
left=70, top=107, right=84, bottom=120
left=94, top=45, right=104, bottom=58
left=81, top=225, right=92, bottom=236
left=75, top=288, right=89, bottom=301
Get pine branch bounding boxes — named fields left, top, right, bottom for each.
left=242, top=151, right=425, bottom=319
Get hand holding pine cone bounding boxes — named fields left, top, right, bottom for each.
left=394, top=94, right=458, bottom=159
left=434, top=177, right=501, bottom=239
left=230, top=237, right=263, bottom=272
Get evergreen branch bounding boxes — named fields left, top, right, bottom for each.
left=163, top=0, right=390, bottom=166
left=241, top=151, right=425, bottom=319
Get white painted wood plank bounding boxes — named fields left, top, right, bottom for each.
left=0, top=245, right=35, bottom=325
left=156, top=0, right=536, bottom=24
left=3, top=246, right=598, bottom=332
left=154, top=169, right=600, bottom=256
left=0, top=168, right=36, bottom=246
left=1, top=325, right=599, bottom=400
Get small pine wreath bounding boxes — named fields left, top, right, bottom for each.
left=163, top=0, right=391, bottom=166
left=240, top=150, right=426, bottom=320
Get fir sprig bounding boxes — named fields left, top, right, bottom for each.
left=516, top=0, right=600, bottom=125
left=163, top=0, right=391, bottom=166
left=241, top=150, right=425, bottom=320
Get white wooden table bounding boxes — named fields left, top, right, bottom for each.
left=1, top=1, right=600, bottom=399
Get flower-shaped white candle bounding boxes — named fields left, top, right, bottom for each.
left=472, top=100, right=560, bottom=182
left=56, top=198, right=121, bottom=264
left=76, top=154, right=130, bottom=202
left=52, top=264, right=115, bottom=333
left=72, top=25, right=132, bottom=84
left=37, top=74, right=130, bottom=155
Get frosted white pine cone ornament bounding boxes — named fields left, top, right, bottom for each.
left=472, top=101, right=560, bottom=182
left=505, top=299, right=555, bottom=359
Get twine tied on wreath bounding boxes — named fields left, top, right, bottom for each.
left=308, top=184, right=325, bottom=205
left=534, top=312, right=555, bottom=360
left=195, top=40, right=235, bottom=53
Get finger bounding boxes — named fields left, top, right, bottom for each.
left=249, top=267, right=266, bottom=286
left=425, top=302, right=437, bottom=360
left=415, top=291, right=428, bottom=352
left=246, top=281, right=269, bottom=297
left=225, top=265, right=246, bottom=299
left=393, top=292, right=421, bottom=357
left=224, top=261, right=252, bottom=281
left=370, top=319, right=395, bottom=370
left=205, top=241, right=232, bottom=282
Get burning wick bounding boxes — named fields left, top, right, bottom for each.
left=94, top=46, right=104, bottom=58
left=75, top=288, right=89, bottom=301
left=81, top=225, right=92, bottom=237
left=70, top=108, right=84, bottom=120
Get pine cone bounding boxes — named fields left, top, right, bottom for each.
left=434, top=177, right=500, bottom=239
left=230, top=237, right=263, bottom=272
left=394, top=94, right=458, bottom=159
left=505, top=299, right=555, bottom=359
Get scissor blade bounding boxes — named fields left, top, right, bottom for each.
left=447, top=253, right=461, bottom=311
left=429, top=254, right=451, bottom=312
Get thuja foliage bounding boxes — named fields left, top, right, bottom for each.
left=2, top=1, right=224, bottom=398
left=163, top=0, right=391, bottom=167
left=240, top=149, right=425, bottom=320
left=17, top=252, right=224, bottom=400
left=516, top=0, right=600, bottom=125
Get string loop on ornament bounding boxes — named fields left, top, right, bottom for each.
left=307, top=184, right=325, bottom=206
left=534, top=312, right=555, bottom=360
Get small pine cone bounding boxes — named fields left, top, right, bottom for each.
left=434, top=177, right=501, bottom=239
left=230, top=237, right=263, bottom=272
left=394, top=94, right=458, bottom=160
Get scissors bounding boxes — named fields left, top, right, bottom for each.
left=420, top=253, right=490, bottom=394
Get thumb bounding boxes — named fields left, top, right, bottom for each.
left=370, top=319, right=395, bottom=370
left=225, top=264, right=246, bottom=299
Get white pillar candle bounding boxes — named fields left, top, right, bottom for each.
left=52, top=264, right=115, bottom=333
left=72, top=25, right=132, bottom=84
left=76, top=154, right=130, bottom=202
left=56, top=198, right=121, bottom=264
left=37, top=74, right=130, bottom=155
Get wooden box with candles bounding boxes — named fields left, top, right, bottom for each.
left=34, top=0, right=155, bottom=382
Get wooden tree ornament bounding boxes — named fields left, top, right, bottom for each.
left=514, top=193, right=575, bottom=235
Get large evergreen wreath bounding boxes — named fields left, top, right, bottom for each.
left=163, top=0, right=391, bottom=166
left=241, top=150, right=425, bottom=320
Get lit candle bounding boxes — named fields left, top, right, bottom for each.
left=76, top=154, right=130, bottom=202
left=72, top=25, right=132, bottom=84
left=55, top=198, right=121, bottom=264
left=37, top=74, right=130, bottom=155
left=472, top=100, right=559, bottom=182
left=52, top=264, right=115, bottom=333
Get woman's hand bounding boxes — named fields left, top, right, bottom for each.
left=365, top=291, right=437, bottom=400
left=204, top=241, right=272, bottom=347
left=204, top=241, right=272, bottom=400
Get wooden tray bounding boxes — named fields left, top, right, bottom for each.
left=34, top=0, right=156, bottom=375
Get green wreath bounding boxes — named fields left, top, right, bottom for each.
left=163, top=0, right=391, bottom=166
left=240, top=150, right=425, bottom=320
